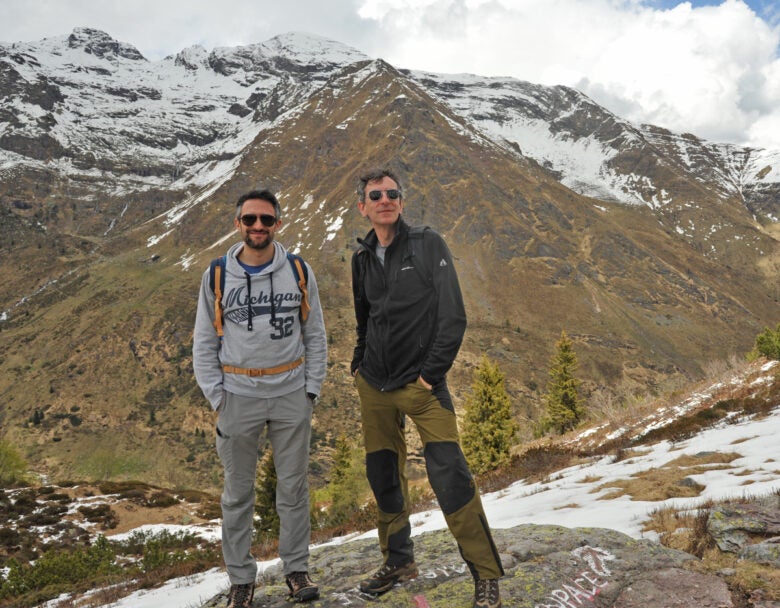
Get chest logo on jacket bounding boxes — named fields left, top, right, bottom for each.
left=223, top=285, right=302, bottom=323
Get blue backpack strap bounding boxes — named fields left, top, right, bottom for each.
left=208, top=256, right=226, bottom=337
left=286, top=252, right=310, bottom=322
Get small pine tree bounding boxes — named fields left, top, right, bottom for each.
left=749, top=323, right=780, bottom=361
left=324, top=434, right=370, bottom=526
left=254, top=448, right=279, bottom=539
left=331, top=434, right=352, bottom=486
left=541, top=330, right=585, bottom=435
left=461, top=355, right=518, bottom=475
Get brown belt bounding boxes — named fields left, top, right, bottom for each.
left=222, top=357, right=303, bottom=377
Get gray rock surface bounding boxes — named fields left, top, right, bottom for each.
left=708, top=495, right=780, bottom=569
left=200, top=524, right=737, bottom=607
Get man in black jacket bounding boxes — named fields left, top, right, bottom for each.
left=350, top=168, right=504, bottom=608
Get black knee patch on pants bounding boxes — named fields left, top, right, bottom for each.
left=424, top=442, right=475, bottom=515
left=388, top=523, right=413, bottom=565
left=366, top=449, right=404, bottom=513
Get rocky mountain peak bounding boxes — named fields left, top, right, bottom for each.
left=263, top=31, right=368, bottom=66
left=204, top=31, right=368, bottom=79
left=66, top=27, right=146, bottom=61
left=173, top=44, right=209, bottom=70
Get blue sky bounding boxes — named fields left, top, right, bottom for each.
left=653, top=0, right=774, bottom=14
left=1, top=0, right=779, bottom=148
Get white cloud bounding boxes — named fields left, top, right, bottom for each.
left=1, top=0, right=779, bottom=149
left=356, top=0, right=780, bottom=148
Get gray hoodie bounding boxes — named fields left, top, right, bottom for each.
left=193, top=241, right=327, bottom=410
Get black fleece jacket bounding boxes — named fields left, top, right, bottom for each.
left=351, top=217, right=467, bottom=392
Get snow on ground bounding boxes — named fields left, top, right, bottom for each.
left=89, top=389, right=780, bottom=608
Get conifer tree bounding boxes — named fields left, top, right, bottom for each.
left=461, top=355, right=518, bottom=475
left=325, top=433, right=369, bottom=525
left=542, top=330, right=585, bottom=434
left=331, top=433, right=352, bottom=486
left=750, top=322, right=780, bottom=361
left=254, top=448, right=279, bottom=539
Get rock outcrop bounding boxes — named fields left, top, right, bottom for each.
left=200, top=524, right=737, bottom=607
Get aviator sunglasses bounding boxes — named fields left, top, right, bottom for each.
left=239, top=213, right=277, bottom=227
left=367, top=189, right=401, bottom=201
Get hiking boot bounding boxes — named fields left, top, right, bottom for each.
left=473, top=578, right=501, bottom=608
left=359, top=561, right=418, bottom=595
left=285, top=571, right=319, bottom=602
left=226, top=582, right=254, bottom=608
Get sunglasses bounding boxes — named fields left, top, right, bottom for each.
left=239, top=214, right=277, bottom=227
left=367, top=189, right=401, bottom=201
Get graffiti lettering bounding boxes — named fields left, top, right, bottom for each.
left=534, top=546, right=614, bottom=608
left=572, top=546, right=614, bottom=578
left=422, top=564, right=469, bottom=579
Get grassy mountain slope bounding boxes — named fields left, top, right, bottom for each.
left=0, top=60, right=777, bottom=489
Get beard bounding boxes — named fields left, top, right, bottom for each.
left=244, top=230, right=273, bottom=250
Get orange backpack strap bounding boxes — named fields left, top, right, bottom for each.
left=208, top=256, right=226, bottom=338
left=290, top=256, right=310, bottom=323
left=209, top=253, right=309, bottom=336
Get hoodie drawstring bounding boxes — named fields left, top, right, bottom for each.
left=269, top=271, right=276, bottom=325
left=244, top=272, right=253, bottom=331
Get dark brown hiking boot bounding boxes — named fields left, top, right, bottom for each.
left=359, top=561, right=418, bottom=595
left=285, top=571, right=319, bottom=602
left=473, top=578, right=501, bottom=608
left=226, top=582, right=254, bottom=608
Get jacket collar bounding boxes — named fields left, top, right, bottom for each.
left=359, top=216, right=409, bottom=251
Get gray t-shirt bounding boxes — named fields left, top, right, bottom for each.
left=376, top=244, right=387, bottom=266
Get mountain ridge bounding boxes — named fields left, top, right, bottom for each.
left=0, top=27, right=777, bottom=490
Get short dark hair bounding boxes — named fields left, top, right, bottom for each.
left=357, top=168, right=403, bottom=201
left=236, top=189, right=281, bottom=218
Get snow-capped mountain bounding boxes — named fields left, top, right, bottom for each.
left=0, top=28, right=778, bottom=494
left=411, top=70, right=780, bottom=218
left=2, top=27, right=778, bottom=224
left=0, top=28, right=368, bottom=196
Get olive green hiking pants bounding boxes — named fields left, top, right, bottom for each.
left=356, top=373, right=504, bottom=580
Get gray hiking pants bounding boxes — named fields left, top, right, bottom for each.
left=216, top=386, right=313, bottom=584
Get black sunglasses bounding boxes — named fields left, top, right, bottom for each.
left=239, top=214, right=277, bottom=227
left=367, top=189, right=401, bottom=201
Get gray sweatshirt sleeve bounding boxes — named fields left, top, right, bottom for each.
left=301, top=263, right=327, bottom=397
left=192, top=269, right=224, bottom=410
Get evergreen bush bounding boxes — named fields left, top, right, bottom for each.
left=749, top=323, right=780, bottom=361
left=461, top=356, right=518, bottom=475
left=539, top=330, right=585, bottom=435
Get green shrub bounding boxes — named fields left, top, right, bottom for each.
left=0, top=440, right=29, bottom=486
left=749, top=323, right=780, bottom=361
left=0, top=536, right=121, bottom=603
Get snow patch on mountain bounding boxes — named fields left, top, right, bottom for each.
left=1, top=27, right=778, bottom=238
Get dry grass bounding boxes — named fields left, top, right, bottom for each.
left=644, top=502, right=714, bottom=557
left=687, top=547, right=780, bottom=603
left=644, top=489, right=780, bottom=602
left=3, top=358, right=776, bottom=607
left=595, top=452, right=741, bottom=501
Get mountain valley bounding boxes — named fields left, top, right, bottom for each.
left=0, top=28, right=778, bottom=489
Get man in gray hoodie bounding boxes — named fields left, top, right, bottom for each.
left=193, top=189, right=327, bottom=607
